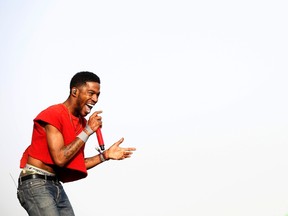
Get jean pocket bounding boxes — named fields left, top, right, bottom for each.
left=17, top=189, right=26, bottom=207
left=29, top=179, right=48, bottom=196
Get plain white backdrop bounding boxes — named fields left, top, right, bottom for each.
left=1, top=0, right=288, bottom=215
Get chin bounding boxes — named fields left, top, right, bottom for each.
left=82, top=113, right=88, bottom=117
left=79, top=111, right=87, bottom=117
left=83, top=111, right=90, bottom=117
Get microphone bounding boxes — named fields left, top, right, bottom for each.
left=96, top=128, right=105, bottom=150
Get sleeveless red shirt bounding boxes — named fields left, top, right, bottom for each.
left=20, top=104, right=88, bottom=183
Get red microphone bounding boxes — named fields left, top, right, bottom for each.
left=96, top=128, right=105, bottom=150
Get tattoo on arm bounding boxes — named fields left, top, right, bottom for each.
left=63, top=138, right=84, bottom=159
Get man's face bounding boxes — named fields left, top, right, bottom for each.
left=75, top=81, right=100, bottom=117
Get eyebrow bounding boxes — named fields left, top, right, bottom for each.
left=88, top=90, right=100, bottom=96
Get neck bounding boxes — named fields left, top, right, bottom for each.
left=63, top=99, right=79, bottom=117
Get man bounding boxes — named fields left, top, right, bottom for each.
left=17, top=71, right=136, bottom=215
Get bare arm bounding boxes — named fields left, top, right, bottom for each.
left=84, top=137, right=136, bottom=170
left=45, top=124, right=86, bottom=167
left=46, top=111, right=102, bottom=167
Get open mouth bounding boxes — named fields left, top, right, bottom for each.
left=86, top=103, right=94, bottom=113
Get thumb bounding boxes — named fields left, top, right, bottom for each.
left=115, top=137, right=124, bottom=147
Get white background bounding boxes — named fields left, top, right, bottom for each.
left=1, top=0, right=288, bottom=215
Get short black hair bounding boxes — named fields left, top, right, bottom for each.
left=70, top=71, right=101, bottom=90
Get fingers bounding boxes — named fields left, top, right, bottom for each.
left=115, top=138, right=136, bottom=152
left=88, top=111, right=103, bottom=131
left=109, top=138, right=136, bottom=160
left=88, top=111, right=102, bottom=122
left=120, top=149, right=135, bottom=160
left=91, top=110, right=103, bottom=116
left=115, top=137, right=124, bottom=146
left=89, top=110, right=103, bottom=121
left=120, top=145, right=136, bottom=160
left=125, top=147, right=136, bottom=151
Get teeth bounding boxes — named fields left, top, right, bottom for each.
left=87, top=104, right=94, bottom=109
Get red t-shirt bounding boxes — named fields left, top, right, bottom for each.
left=20, top=104, right=88, bottom=183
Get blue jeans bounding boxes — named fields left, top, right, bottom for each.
left=17, top=177, right=75, bottom=216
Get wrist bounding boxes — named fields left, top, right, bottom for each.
left=77, top=125, right=94, bottom=142
left=103, top=150, right=110, bottom=161
left=77, top=131, right=89, bottom=142
left=83, top=124, right=94, bottom=136
left=99, top=153, right=105, bottom=162
left=95, top=148, right=110, bottom=162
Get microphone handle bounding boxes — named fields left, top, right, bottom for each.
left=96, top=128, right=105, bottom=150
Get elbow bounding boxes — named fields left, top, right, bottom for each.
left=55, top=162, right=66, bottom=168
left=51, top=149, right=71, bottom=167
left=53, top=157, right=67, bottom=168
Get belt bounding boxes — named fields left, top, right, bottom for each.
left=18, top=174, right=58, bottom=184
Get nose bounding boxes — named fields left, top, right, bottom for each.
left=92, top=93, right=98, bottom=103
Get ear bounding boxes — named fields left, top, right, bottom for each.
left=72, top=88, right=77, bottom=96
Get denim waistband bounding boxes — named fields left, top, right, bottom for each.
left=18, top=173, right=58, bottom=185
